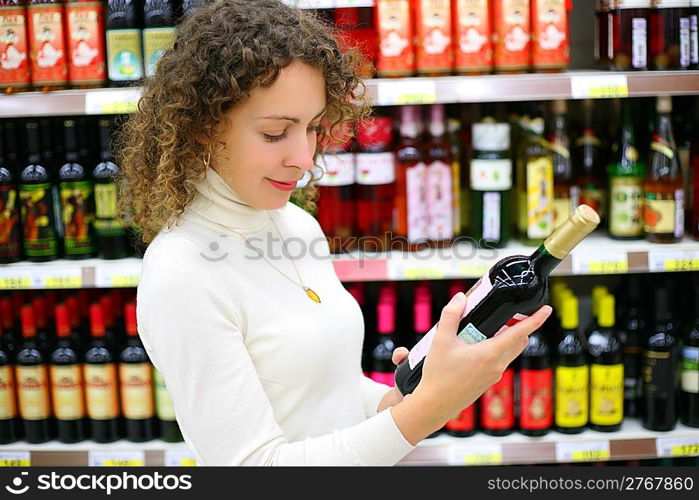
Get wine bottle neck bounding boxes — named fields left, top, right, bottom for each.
left=530, top=245, right=561, bottom=278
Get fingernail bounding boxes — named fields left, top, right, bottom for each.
left=453, top=292, right=466, bottom=303
left=541, top=305, right=552, bottom=316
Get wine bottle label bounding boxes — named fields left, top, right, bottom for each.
left=0, top=6, right=31, bottom=88
left=415, top=0, right=453, bottom=74
left=531, top=0, right=569, bottom=69
left=317, top=153, right=355, bottom=187
left=154, top=368, right=176, bottom=421
left=643, top=195, right=677, bottom=234
left=19, top=183, right=58, bottom=257
left=94, top=182, right=126, bottom=237
left=0, top=185, right=22, bottom=259
left=453, top=0, right=492, bottom=72
left=458, top=323, right=488, bottom=345
left=643, top=350, right=677, bottom=399
left=691, top=13, right=698, bottom=65
left=681, top=17, right=691, bottom=67
left=553, top=195, right=570, bottom=230
left=681, top=346, right=699, bottom=393
left=590, top=363, right=624, bottom=426
left=519, top=368, right=553, bottom=430
left=610, top=177, right=644, bottom=237
left=480, top=368, right=515, bottom=430
left=369, top=371, right=395, bottom=387
left=106, top=29, right=144, bottom=82
left=0, top=365, right=17, bottom=419
left=376, top=0, right=415, bottom=77
left=120, top=362, right=155, bottom=420
left=555, top=365, right=589, bottom=428
left=16, top=364, right=51, bottom=420
left=493, top=0, right=531, bottom=70
left=27, top=3, right=68, bottom=85
left=470, top=159, right=512, bottom=191
left=445, top=404, right=475, bottom=431
left=60, top=181, right=96, bottom=256
left=427, top=160, right=453, bottom=241
left=406, top=162, right=429, bottom=243
left=356, top=152, right=395, bottom=186
left=50, top=364, right=86, bottom=420
left=65, top=2, right=106, bottom=84
left=482, top=192, right=502, bottom=242
left=524, top=157, right=554, bottom=239
left=143, top=27, right=175, bottom=78
left=84, top=363, right=119, bottom=420
left=632, top=17, right=648, bottom=68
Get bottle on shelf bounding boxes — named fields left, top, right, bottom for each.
left=153, top=368, right=183, bottom=442
left=619, top=275, right=647, bottom=419
left=531, top=0, right=570, bottom=72
left=492, top=0, right=531, bottom=73
left=412, top=284, right=432, bottom=348
left=444, top=402, right=476, bottom=438
left=374, top=0, right=415, bottom=77
left=609, top=0, right=651, bottom=70
left=518, top=327, right=553, bottom=436
left=424, top=104, right=453, bottom=244
left=49, top=303, right=88, bottom=443
left=0, top=0, right=31, bottom=93
left=32, top=295, right=52, bottom=353
left=65, top=0, right=106, bottom=88
left=642, top=286, right=679, bottom=432
left=588, top=293, right=624, bottom=432
left=105, top=0, right=144, bottom=86
left=548, top=100, right=577, bottom=230
left=573, top=99, right=607, bottom=226
left=690, top=0, right=699, bottom=69
left=369, top=294, right=396, bottom=387
left=27, top=0, right=68, bottom=91
left=649, top=0, right=692, bottom=70
left=84, top=303, right=120, bottom=443
left=480, top=362, right=515, bottom=436
left=596, top=0, right=612, bottom=68
left=333, top=7, right=376, bottom=78
left=143, top=0, right=176, bottom=78
left=394, top=204, right=600, bottom=396
left=414, top=0, right=453, bottom=76
left=644, top=96, right=684, bottom=243
left=680, top=274, right=699, bottom=427
left=0, top=320, right=21, bottom=444
left=0, top=123, right=22, bottom=263
left=16, top=304, right=54, bottom=443
left=452, top=0, right=492, bottom=74
left=1, top=297, right=18, bottom=356
left=585, top=285, right=609, bottom=338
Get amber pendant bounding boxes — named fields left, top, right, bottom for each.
left=305, top=287, right=321, bottom=303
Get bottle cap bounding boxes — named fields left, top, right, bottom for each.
left=414, top=296, right=432, bottom=334
left=543, top=204, right=601, bottom=259
left=21, top=305, right=36, bottom=338
left=125, top=302, right=138, bottom=337
left=399, top=106, right=421, bottom=139
left=32, top=296, right=47, bottom=329
left=356, top=116, right=393, bottom=151
left=0, top=298, right=13, bottom=329
left=472, top=123, right=510, bottom=151
left=561, top=294, right=579, bottom=330
left=591, top=285, right=609, bottom=318
left=656, top=96, right=672, bottom=114
left=428, top=104, right=445, bottom=137
left=377, top=299, right=395, bottom=335
left=100, top=295, right=114, bottom=328
left=598, top=294, right=615, bottom=328
left=90, top=304, right=106, bottom=338
left=55, top=304, right=71, bottom=338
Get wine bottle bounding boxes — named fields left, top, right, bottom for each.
left=154, top=368, right=183, bottom=442
left=444, top=403, right=476, bottom=438
left=0, top=123, right=22, bottom=263
left=555, top=294, right=589, bottom=434
left=143, top=0, right=176, bottom=78
left=549, top=100, right=577, bottom=230
left=584, top=285, right=609, bottom=338
left=619, top=275, right=647, bottom=419
left=65, top=0, right=107, bottom=88
left=369, top=296, right=396, bottom=387
left=424, top=104, right=453, bottom=243
left=106, top=0, right=144, bottom=86
left=394, top=204, right=600, bottom=396
left=0, top=320, right=21, bottom=444
left=1, top=298, right=19, bottom=357
left=84, top=303, right=120, bottom=443
left=480, top=363, right=515, bottom=436
left=49, top=303, right=88, bottom=443
left=518, top=328, right=553, bottom=436
left=574, top=100, right=607, bottom=223
left=27, top=0, right=68, bottom=91
left=588, top=294, right=624, bottom=432
left=32, top=296, right=52, bottom=354
left=119, top=303, right=156, bottom=442
left=680, top=274, right=699, bottom=427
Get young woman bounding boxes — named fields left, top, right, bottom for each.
left=119, top=0, right=551, bottom=466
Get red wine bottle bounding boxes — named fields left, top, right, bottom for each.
left=369, top=296, right=396, bottom=387
left=394, top=205, right=600, bottom=396
left=0, top=123, right=22, bottom=263
left=445, top=403, right=476, bottom=438
left=0, top=320, right=21, bottom=444
left=480, top=364, right=515, bottom=436
left=518, top=328, right=553, bottom=436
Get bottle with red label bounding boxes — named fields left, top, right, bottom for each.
left=64, top=0, right=105, bottom=87
left=369, top=292, right=397, bottom=387
left=480, top=363, right=515, bottom=435
left=425, top=104, right=454, bottom=244
left=493, top=0, right=531, bottom=73
left=27, top=0, right=68, bottom=90
left=0, top=320, right=21, bottom=443
left=531, top=0, right=570, bottom=71
left=0, top=0, right=31, bottom=92
left=453, top=0, right=492, bottom=74
left=518, top=328, right=553, bottom=436
left=0, top=123, right=22, bottom=263
left=375, top=0, right=415, bottom=77
left=415, top=0, right=453, bottom=76
left=334, top=7, right=375, bottom=78
left=650, top=0, right=692, bottom=70
left=356, top=116, right=395, bottom=251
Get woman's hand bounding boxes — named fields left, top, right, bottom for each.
left=376, top=347, right=410, bottom=413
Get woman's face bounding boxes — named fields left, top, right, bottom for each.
left=212, top=62, right=326, bottom=210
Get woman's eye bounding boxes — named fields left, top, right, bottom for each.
left=263, top=131, right=287, bottom=143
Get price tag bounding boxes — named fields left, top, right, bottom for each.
left=94, top=262, right=142, bottom=288
left=85, top=89, right=141, bottom=115
left=556, top=441, right=610, bottom=463
left=572, top=251, right=628, bottom=275
left=0, top=275, right=33, bottom=290
left=110, top=274, right=140, bottom=287
left=43, top=268, right=83, bottom=289
left=648, top=250, right=699, bottom=272
left=0, top=452, right=31, bottom=467
left=164, top=450, right=198, bottom=467
left=89, top=451, right=145, bottom=467
left=570, top=75, right=629, bottom=99
left=377, top=79, right=437, bottom=106
left=449, top=444, right=503, bottom=466
left=656, top=436, right=699, bottom=458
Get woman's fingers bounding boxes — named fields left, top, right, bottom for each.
left=392, top=347, right=409, bottom=366
left=486, top=305, right=552, bottom=365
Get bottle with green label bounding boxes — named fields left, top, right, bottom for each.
left=143, top=0, right=176, bottom=78
left=154, top=368, right=183, bottom=442
left=680, top=274, right=699, bottom=427
left=609, top=99, right=645, bottom=240
left=555, top=294, right=589, bottom=434
left=92, top=118, right=131, bottom=259
left=0, top=123, right=22, bottom=263
left=588, top=293, right=624, bottom=432
left=106, top=0, right=145, bottom=86
left=59, top=119, right=96, bottom=259
left=19, top=121, right=59, bottom=262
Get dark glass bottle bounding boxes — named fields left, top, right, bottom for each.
left=59, top=119, right=97, bottom=259
left=369, top=296, right=396, bottom=387
left=588, top=294, right=624, bottom=432
left=555, top=294, right=589, bottom=434
left=154, top=367, right=183, bottom=442
left=619, top=276, right=647, bottom=419
left=610, top=1, right=651, bottom=70
left=119, top=302, right=156, bottom=442
left=32, top=296, right=52, bottom=354
left=49, top=303, right=88, bottom=443
left=574, top=100, right=607, bottom=225
left=480, top=363, right=515, bottom=436
left=549, top=100, right=577, bottom=230
left=16, top=304, right=54, bottom=443
left=106, top=0, right=145, bottom=86
left=650, top=0, right=692, bottom=70
left=143, top=0, right=177, bottom=78
left=395, top=205, right=600, bottom=396
left=596, top=0, right=612, bottom=68
left=642, top=287, right=679, bottom=431
left=0, top=123, right=22, bottom=263
left=84, top=303, right=121, bottom=443
left=518, top=329, right=553, bottom=436
left=0, top=298, right=18, bottom=357
left=19, top=121, right=58, bottom=262
left=0, top=320, right=21, bottom=444
left=444, top=403, right=476, bottom=438
left=680, top=274, right=699, bottom=427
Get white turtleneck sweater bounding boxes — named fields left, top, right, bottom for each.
left=136, top=168, right=415, bottom=466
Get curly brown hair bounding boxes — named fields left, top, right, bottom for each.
left=116, top=0, right=371, bottom=244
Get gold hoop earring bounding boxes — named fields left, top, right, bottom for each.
left=203, top=152, right=211, bottom=169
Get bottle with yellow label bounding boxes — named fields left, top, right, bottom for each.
left=0, top=322, right=21, bottom=443
left=119, top=303, right=156, bottom=442
left=49, top=303, right=87, bottom=443
left=16, top=305, right=54, bottom=443
left=555, top=294, right=589, bottom=434
left=588, top=293, right=624, bottom=432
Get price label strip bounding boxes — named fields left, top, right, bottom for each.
left=89, top=451, right=145, bottom=467
left=94, top=261, right=142, bottom=288
left=0, top=274, right=33, bottom=290
left=43, top=267, right=83, bottom=289
left=556, top=441, right=611, bottom=463
left=648, top=250, right=699, bottom=272
left=377, top=79, right=437, bottom=106
left=570, top=75, right=629, bottom=100
left=0, top=452, right=31, bottom=467
left=164, top=449, right=199, bottom=467
left=656, top=436, right=699, bottom=458
left=85, top=89, right=142, bottom=115
left=449, top=444, right=503, bottom=466
left=388, top=259, right=448, bottom=280
left=572, top=251, right=628, bottom=275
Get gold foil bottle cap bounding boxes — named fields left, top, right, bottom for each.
left=544, top=204, right=601, bottom=260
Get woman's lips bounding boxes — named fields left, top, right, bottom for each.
left=267, top=178, right=297, bottom=191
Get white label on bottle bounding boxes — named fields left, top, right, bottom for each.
left=470, top=159, right=513, bottom=190
left=482, top=192, right=501, bottom=242
left=675, top=189, right=685, bottom=239
left=355, top=152, right=395, bottom=185
left=632, top=18, right=648, bottom=69
left=681, top=17, right=691, bottom=67
left=406, top=162, right=429, bottom=243
left=682, top=346, right=699, bottom=393
left=316, top=153, right=355, bottom=187
left=691, top=15, right=698, bottom=64
left=427, top=161, right=453, bottom=241
left=458, top=323, right=487, bottom=344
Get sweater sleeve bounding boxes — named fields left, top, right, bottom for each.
left=359, top=375, right=394, bottom=418
left=137, top=236, right=414, bottom=466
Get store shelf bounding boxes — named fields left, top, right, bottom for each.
left=2, top=71, right=699, bottom=118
